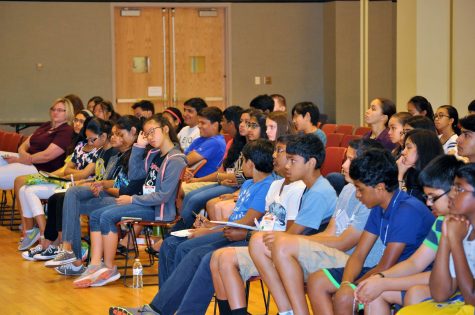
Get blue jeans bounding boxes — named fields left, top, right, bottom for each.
left=89, top=203, right=155, bottom=235
left=179, top=183, right=237, bottom=229
left=151, top=232, right=247, bottom=315
left=62, top=186, right=116, bottom=259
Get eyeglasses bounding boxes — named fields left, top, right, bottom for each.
left=451, top=185, right=475, bottom=195
left=86, top=137, right=98, bottom=143
left=50, top=108, right=66, bottom=113
left=246, top=122, right=259, bottom=129
left=434, top=114, right=450, bottom=120
left=422, top=190, right=450, bottom=203
left=73, top=118, right=85, bottom=124
left=143, top=126, right=161, bottom=138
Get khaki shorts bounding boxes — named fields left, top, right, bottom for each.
left=235, top=247, right=260, bottom=282
left=182, top=181, right=215, bottom=195
left=297, top=237, right=349, bottom=281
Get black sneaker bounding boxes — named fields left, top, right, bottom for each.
left=21, top=245, right=44, bottom=261
left=33, top=245, right=59, bottom=261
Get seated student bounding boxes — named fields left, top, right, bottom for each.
left=291, top=101, right=327, bottom=146
left=407, top=95, right=435, bottom=121
left=266, top=111, right=295, bottom=142
left=397, top=129, right=444, bottom=202
left=387, top=112, right=412, bottom=158
left=249, top=94, right=274, bottom=113
left=109, top=139, right=276, bottom=315
left=363, top=98, right=397, bottom=151
left=397, top=163, right=475, bottom=315
left=131, top=100, right=155, bottom=120
left=307, top=149, right=435, bottom=315
left=434, top=105, right=460, bottom=155
left=86, top=96, right=103, bottom=112
left=245, top=139, right=384, bottom=315
left=354, top=155, right=464, bottom=315
left=182, top=106, right=226, bottom=182
left=177, top=97, right=207, bottom=151
left=64, top=114, right=186, bottom=287
left=457, top=115, right=475, bottom=163
left=93, top=100, right=121, bottom=123
left=271, top=93, right=287, bottom=112
left=162, top=107, right=185, bottom=134
left=215, top=138, right=376, bottom=315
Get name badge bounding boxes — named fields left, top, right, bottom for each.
left=143, top=185, right=155, bottom=195
left=260, top=213, right=276, bottom=231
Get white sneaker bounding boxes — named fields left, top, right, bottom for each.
left=22, top=245, right=44, bottom=261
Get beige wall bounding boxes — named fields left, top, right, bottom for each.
left=229, top=3, right=326, bottom=117
left=0, top=2, right=113, bottom=123
left=397, top=0, right=475, bottom=115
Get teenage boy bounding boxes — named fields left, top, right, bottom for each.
left=457, top=115, right=475, bottom=163
left=398, top=163, right=475, bottom=315
left=271, top=93, right=287, bottom=112
left=184, top=106, right=226, bottom=179
left=131, top=100, right=155, bottom=119
left=354, top=155, right=464, bottom=314
left=109, top=139, right=275, bottom=315
left=253, top=139, right=385, bottom=315
left=178, top=97, right=207, bottom=151
left=211, top=133, right=338, bottom=315
left=291, top=101, right=327, bottom=146
left=307, top=149, right=434, bottom=315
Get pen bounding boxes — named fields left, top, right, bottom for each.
left=70, top=174, right=75, bottom=187
left=192, top=211, right=204, bottom=223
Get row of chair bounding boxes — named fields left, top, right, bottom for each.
left=326, top=133, right=362, bottom=148
left=321, top=124, right=371, bottom=137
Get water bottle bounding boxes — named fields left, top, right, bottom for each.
left=132, top=258, right=143, bottom=288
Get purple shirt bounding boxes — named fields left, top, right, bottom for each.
left=363, top=128, right=396, bottom=151
left=29, top=122, right=74, bottom=172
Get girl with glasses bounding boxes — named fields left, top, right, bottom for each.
left=434, top=105, right=460, bottom=155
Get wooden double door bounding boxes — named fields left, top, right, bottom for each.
left=114, top=7, right=226, bottom=115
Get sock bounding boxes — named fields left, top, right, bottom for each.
left=230, top=307, right=247, bottom=315
left=217, top=299, right=232, bottom=315
left=279, top=311, right=294, bottom=315
left=70, top=264, right=83, bottom=271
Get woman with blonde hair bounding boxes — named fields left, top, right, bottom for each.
left=0, top=97, right=75, bottom=191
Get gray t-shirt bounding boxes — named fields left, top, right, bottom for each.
left=333, top=183, right=385, bottom=267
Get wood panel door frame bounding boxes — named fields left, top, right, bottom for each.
left=110, top=2, right=231, bottom=114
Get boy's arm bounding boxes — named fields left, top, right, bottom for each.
left=354, top=241, right=406, bottom=284
left=223, top=209, right=265, bottom=241
left=379, top=243, right=436, bottom=278
left=341, top=231, right=377, bottom=283
left=186, top=150, right=205, bottom=166
left=307, top=222, right=363, bottom=252
left=447, top=218, right=475, bottom=304
left=430, top=231, right=457, bottom=302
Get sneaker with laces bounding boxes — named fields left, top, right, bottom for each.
left=108, top=305, right=159, bottom=315
left=44, top=250, right=77, bottom=267
left=18, top=228, right=40, bottom=251
left=21, top=244, right=44, bottom=261
left=90, top=266, right=121, bottom=287
left=73, top=263, right=106, bottom=288
left=33, top=245, right=59, bottom=261
left=54, top=263, right=86, bottom=276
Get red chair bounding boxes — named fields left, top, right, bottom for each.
left=326, top=133, right=344, bottom=147
left=3, top=132, right=22, bottom=152
left=0, top=131, right=7, bottom=151
left=354, top=126, right=371, bottom=136
left=321, top=124, right=337, bottom=135
left=340, top=134, right=362, bottom=148
left=321, top=147, right=347, bottom=176
left=336, top=124, right=354, bottom=135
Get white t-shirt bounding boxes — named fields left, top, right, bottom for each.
left=178, top=126, right=200, bottom=151
left=439, top=133, right=458, bottom=155
left=449, top=226, right=475, bottom=278
left=264, top=178, right=306, bottom=231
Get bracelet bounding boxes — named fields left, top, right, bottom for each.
left=216, top=172, right=221, bottom=184
left=376, top=272, right=385, bottom=278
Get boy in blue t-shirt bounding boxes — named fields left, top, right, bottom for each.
left=183, top=106, right=226, bottom=179
left=354, top=155, right=464, bottom=314
left=307, top=149, right=434, bottom=315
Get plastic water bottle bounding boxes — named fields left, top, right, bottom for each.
left=132, top=258, right=143, bottom=288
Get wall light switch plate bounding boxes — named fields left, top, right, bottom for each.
left=254, top=76, right=261, bottom=85
left=264, top=76, right=272, bottom=85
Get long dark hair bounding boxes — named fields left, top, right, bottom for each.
left=438, top=105, right=461, bottom=135
left=249, top=109, right=268, bottom=139
left=408, top=95, right=434, bottom=121
left=115, top=115, right=142, bottom=174
left=223, top=106, right=246, bottom=169
left=144, top=113, right=179, bottom=145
